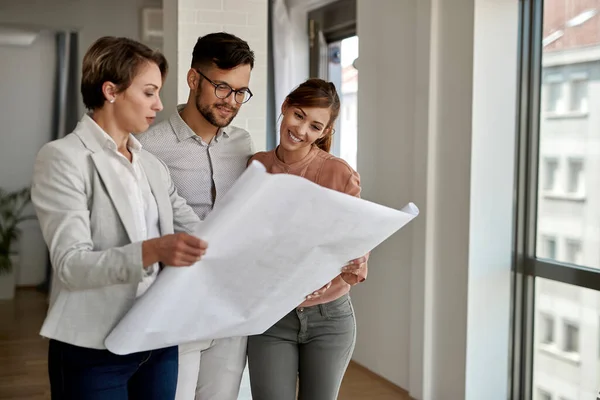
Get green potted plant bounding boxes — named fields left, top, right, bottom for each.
left=0, top=187, right=35, bottom=299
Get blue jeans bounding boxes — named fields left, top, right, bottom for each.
left=48, top=339, right=178, bottom=400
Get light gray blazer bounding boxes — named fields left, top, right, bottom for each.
left=31, top=116, right=201, bottom=350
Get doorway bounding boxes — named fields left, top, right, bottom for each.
left=308, top=0, right=358, bottom=169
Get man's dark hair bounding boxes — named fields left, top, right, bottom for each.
left=191, top=32, right=254, bottom=70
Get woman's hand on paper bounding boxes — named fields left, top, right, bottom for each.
left=305, top=281, right=332, bottom=301
left=341, top=253, right=369, bottom=285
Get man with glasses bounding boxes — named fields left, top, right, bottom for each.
left=137, top=32, right=255, bottom=400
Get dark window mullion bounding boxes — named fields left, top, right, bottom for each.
left=512, top=0, right=545, bottom=399
left=527, top=258, right=600, bottom=291
left=522, top=1, right=545, bottom=399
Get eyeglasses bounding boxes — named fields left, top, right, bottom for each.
left=195, top=70, right=253, bottom=104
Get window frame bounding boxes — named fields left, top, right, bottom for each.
left=511, top=0, right=600, bottom=399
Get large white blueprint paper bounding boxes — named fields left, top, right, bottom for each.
left=105, top=161, right=419, bottom=355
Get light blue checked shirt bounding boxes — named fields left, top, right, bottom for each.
left=137, top=105, right=255, bottom=220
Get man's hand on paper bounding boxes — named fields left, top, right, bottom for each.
left=341, top=253, right=369, bottom=286
left=142, top=233, right=208, bottom=267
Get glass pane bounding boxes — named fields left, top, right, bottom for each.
left=327, top=36, right=359, bottom=170
left=537, top=0, right=597, bottom=268
left=339, top=35, right=358, bottom=170
left=533, top=277, right=600, bottom=400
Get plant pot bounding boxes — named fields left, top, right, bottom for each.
left=0, top=254, right=18, bottom=300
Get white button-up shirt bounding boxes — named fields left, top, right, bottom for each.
left=85, top=115, right=161, bottom=297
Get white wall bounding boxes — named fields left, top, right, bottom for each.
left=420, top=1, right=475, bottom=398
left=0, top=0, right=162, bottom=285
left=409, top=1, right=432, bottom=396
left=465, top=0, right=518, bottom=398
left=162, top=0, right=268, bottom=151
left=351, top=0, right=415, bottom=389
left=352, top=0, right=518, bottom=399
left=0, top=32, right=56, bottom=286
left=0, top=0, right=162, bottom=117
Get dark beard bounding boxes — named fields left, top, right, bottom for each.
left=195, top=93, right=238, bottom=128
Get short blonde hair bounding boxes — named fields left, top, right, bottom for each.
left=81, top=36, right=168, bottom=110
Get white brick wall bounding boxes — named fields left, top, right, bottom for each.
left=161, top=2, right=267, bottom=397
left=168, top=0, right=268, bottom=150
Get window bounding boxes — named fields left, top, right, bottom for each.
left=517, top=1, right=600, bottom=399
left=565, top=239, right=582, bottom=265
left=543, top=158, right=558, bottom=192
left=566, top=159, right=583, bottom=194
left=545, top=81, right=563, bottom=113
left=570, top=79, right=588, bottom=112
left=542, top=236, right=557, bottom=260
left=540, top=314, right=554, bottom=344
left=337, top=35, right=358, bottom=170
left=563, top=321, right=579, bottom=353
left=537, top=388, right=552, bottom=400
left=308, top=0, right=357, bottom=170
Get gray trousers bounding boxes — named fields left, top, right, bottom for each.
left=247, top=294, right=356, bottom=400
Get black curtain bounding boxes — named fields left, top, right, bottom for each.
left=39, top=31, right=79, bottom=294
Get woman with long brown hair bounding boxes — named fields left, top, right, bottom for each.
left=247, top=78, right=368, bottom=400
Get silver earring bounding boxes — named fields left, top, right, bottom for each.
left=109, top=98, right=115, bottom=104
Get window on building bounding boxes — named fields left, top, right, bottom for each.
left=565, top=239, right=582, bottom=265
left=540, top=314, right=554, bottom=344
left=563, top=321, right=579, bottom=353
left=570, top=79, right=588, bottom=112
left=527, top=2, right=600, bottom=399
left=545, top=81, right=563, bottom=113
left=542, top=236, right=557, bottom=260
left=322, top=35, right=358, bottom=170
left=537, top=388, right=552, bottom=400
left=566, top=158, right=584, bottom=194
left=543, top=158, right=559, bottom=191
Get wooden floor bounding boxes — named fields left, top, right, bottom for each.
left=0, top=289, right=51, bottom=400
left=0, top=289, right=410, bottom=400
left=339, top=363, right=411, bottom=400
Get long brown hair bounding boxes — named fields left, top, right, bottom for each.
left=284, top=78, right=340, bottom=153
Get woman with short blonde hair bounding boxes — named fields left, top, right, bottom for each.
left=32, top=36, right=208, bottom=400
